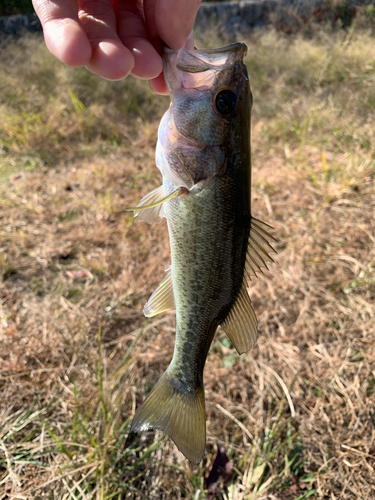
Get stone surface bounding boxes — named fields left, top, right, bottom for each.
left=195, top=0, right=278, bottom=35
left=195, top=0, right=375, bottom=36
left=0, top=13, right=41, bottom=36
left=0, top=1, right=374, bottom=38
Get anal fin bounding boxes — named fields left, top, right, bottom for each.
left=221, top=282, right=257, bottom=355
left=131, top=370, right=206, bottom=465
left=143, top=266, right=175, bottom=317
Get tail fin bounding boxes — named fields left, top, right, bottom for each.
left=131, top=371, right=206, bottom=464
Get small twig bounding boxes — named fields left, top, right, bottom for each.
left=341, top=444, right=374, bottom=458
left=0, top=440, right=21, bottom=488
left=26, top=463, right=100, bottom=494
left=216, top=404, right=253, bottom=441
left=105, top=317, right=169, bottom=347
left=259, top=362, right=296, bottom=418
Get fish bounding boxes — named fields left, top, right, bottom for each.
left=127, top=43, right=276, bottom=464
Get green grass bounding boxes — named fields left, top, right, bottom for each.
left=0, top=323, right=168, bottom=499
left=0, top=35, right=167, bottom=179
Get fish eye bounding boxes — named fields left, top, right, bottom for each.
left=215, top=90, right=237, bottom=116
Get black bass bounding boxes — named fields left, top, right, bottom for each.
left=128, top=43, right=275, bottom=464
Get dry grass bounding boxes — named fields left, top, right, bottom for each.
left=1, top=24, right=375, bottom=500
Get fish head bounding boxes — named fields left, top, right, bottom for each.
left=156, top=43, right=252, bottom=189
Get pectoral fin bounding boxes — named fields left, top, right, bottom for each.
left=126, top=186, right=185, bottom=224
left=143, top=266, right=175, bottom=317
left=221, top=283, right=258, bottom=355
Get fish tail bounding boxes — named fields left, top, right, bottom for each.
left=131, top=370, right=206, bottom=464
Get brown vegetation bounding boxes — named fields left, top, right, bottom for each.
left=0, top=24, right=375, bottom=499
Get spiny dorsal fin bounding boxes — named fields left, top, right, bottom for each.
left=245, top=217, right=277, bottom=280
left=131, top=370, right=206, bottom=465
left=221, top=282, right=257, bottom=355
left=143, top=266, right=175, bottom=317
left=126, top=186, right=184, bottom=224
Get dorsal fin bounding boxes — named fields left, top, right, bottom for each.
left=143, top=266, right=175, bottom=317
left=245, top=217, right=277, bottom=280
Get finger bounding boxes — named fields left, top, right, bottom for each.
left=154, top=0, right=201, bottom=50
left=114, top=0, right=163, bottom=80
left=149, top=73, right=168, bottom=95
left=77, top=0, right=135, bottom=80
left=129, top=38, right=163, bottom=80
left=32, top=0, right=92, bottom=66
left=185, top=31, right=195, bottom=51
left=84, top=40, right=134, bottom=80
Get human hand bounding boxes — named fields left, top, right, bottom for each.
left=32, top=0, right=201, bottom=94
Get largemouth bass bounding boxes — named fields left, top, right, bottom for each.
left=128, top=43, right=275, bottom=464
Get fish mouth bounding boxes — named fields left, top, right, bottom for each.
left=163, top=43, right=248, bottom=94
left=175, top=43, right=247, bottom=73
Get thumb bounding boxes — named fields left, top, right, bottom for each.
left=155, top=0, right=201, bottom=50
